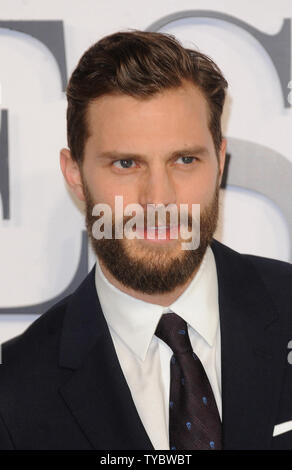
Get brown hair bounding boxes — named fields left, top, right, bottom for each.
left=66, top=30, right=228, bottom=163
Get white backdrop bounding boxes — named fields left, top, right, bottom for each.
left=0, top=0, right=292, bottom=344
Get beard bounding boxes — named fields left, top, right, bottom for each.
left=83, top=179, right=220, bottom=295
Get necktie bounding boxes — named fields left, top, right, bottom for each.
left=155, top=312, right=222, bottom=450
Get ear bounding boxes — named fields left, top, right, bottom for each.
left=218, top=138, right=227, bottom=186
left=60, top=148, right=85, bottom=202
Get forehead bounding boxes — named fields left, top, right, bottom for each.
left=85, top=82, right=213, bottom=154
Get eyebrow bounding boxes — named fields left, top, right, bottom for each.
left=97, top=146, right=210, bottom=161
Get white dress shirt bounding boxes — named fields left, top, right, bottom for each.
left=94, top=245, right=221, bottom=450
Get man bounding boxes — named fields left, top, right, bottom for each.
left=1, top=30, right=292, bottom=451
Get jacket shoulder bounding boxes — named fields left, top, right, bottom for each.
left=243, top=252, right=292, bottom=284
left=1, top=294, right=71, bottom=367
left=1, top=266, right=97, bottom=371
left=212, top=238, right=292, bottom=305
left=212, top=238, right=292, bottom=279
left=212, top=240, right=292, bottom=325
left=243, top=253, right=292, bottom=316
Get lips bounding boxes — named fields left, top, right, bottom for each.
left=141, top=225, right=179, bottom=240
left=147, top=225, right=173, bottom=230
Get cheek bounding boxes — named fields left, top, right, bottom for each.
left=179, top=174, right=217, bottom=204
left=84, top=170, right=137, bottom=207
left=183, top=177, right=218, bottom=213
left=81, top=169, right=107, bottom=204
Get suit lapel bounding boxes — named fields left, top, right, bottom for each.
left=210, top=239, right=287, bottom=450
left=58, top=267, right=154, bottom=450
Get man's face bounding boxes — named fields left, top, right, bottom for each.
left=64, top=81, right=225, bottom=294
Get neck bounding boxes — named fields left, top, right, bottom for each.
left=98, top=259, right=200, bottom=307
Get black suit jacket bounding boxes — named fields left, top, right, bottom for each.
left=1, top=238, right=292, bottom=450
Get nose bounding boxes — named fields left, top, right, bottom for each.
left=138, top=164, right=177, bottom=208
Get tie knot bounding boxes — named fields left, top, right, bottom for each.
left=155, top=312, right=193, bottom=355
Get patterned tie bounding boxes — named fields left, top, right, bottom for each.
left=155, top=312, right=222, bottom=450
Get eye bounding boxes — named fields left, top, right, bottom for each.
left=113, top=159, right=137, bottom=169
left=176, top=156, right=197, bottom=165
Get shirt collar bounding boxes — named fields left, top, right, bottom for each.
left=94, top=245, right=219, bottom=361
